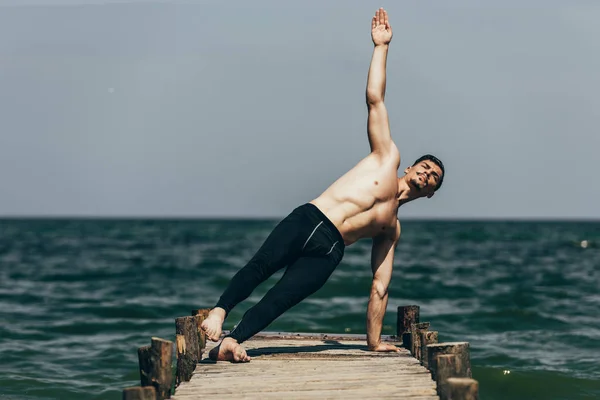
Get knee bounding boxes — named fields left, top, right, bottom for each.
left=371, top=279, right=388, bottom=299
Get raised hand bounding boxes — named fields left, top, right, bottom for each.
left=371, top=8, right=393, bottom=46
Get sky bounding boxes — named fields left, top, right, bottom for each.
left=0, top=0, right=599, bottom=219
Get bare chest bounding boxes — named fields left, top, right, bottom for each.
left=341, top=200, right=398, bottom=244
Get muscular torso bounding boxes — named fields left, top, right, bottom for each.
left=310, top=149, right=401, bottom=246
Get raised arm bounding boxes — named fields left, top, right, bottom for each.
left=367, top=220, right=401, bottom=352
left=366, top=8, right=397, bottom=159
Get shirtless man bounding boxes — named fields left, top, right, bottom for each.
left=202, top=8, right=445, bottom=362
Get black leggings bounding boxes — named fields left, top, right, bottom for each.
left=214, top=203, right=345, bottom=343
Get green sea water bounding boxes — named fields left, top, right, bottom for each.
left=0, top=219, right=599, bottom=399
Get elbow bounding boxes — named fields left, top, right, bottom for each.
left=371, top=279, right=388, bottom=300
left=366, top=90, right=383, bottom=107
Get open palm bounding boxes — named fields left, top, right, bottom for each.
left=371, top=8, right=392, bottom=46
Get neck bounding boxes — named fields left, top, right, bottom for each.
left=396, top=176, right=419, bottom=206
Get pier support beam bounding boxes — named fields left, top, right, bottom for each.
left=138, top=337, right=173, bottom=400
left=397, top=305, right=420, bottom=349
left=122, top=386, right=156, bottom=400
left=192, top=308, right=211, bottom=359
left=410, top=322, right=430, bottom=360
left=419, top=330, right=439, bottom=367
left=175, top=316, right=200, bottom=385
left=427, top=342, right=471, bottom=381
left=435, top=354, right=462, bottom=399
left=446, top=377, right=479, bottom=400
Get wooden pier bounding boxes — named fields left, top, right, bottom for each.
left=122, top=306, right=479, bottom=400
left=173, top=333, right=437, bottom=399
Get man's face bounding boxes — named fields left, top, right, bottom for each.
left=404, top=160, right=443, bottom=198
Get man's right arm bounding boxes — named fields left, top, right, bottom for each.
left=366, top=8, right=398, bottom=160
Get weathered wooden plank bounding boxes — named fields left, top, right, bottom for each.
left=191, top=368, right=434, bottom=377
left=205, top=338, right=405, bottom=355
left=179, top=376, right=435, bottom=387
left=174, top=393, right=439, bottom=400
left=175, top=384, right=437, bottom=394
left=250, top=332, right=401, bottom=341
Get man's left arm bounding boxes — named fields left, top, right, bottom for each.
left=367, top=220, right=401, bottom=352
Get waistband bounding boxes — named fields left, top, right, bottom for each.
left=303, top=203, right=345, bottom=248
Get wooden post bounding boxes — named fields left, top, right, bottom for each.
left=446, top=377, right=479, bottom=400
left=397, top=305, right=419, bottom=349
left=138, top=346, right=151, bottom=387
left=419, top=330, right=439, bottom=368
left=410, top=322, right=430, bottom=360
left=137, top=338, right=173, bottom=400
left=175, top=316, right=200, bottom=385
left=427, top=342, right=471, bottom=381
left=435, top=354, right=460, bottom=400
left=152, top=338, right=173, bottom=400
left=192, top=308, right=211, bottom=359
left=122, top=386, right=156, bottom=400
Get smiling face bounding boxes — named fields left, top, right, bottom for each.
left=404, top=159, right=444, bottom=198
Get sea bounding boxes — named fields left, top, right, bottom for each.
left=0, top=218, right=599, bottom=400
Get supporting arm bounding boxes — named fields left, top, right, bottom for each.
left=367, top=220, right=401, bottom=352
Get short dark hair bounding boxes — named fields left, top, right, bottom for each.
left=412, top=154, right=445, bottom=191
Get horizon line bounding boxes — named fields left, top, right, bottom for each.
left=1, top=215, right=599, bottom=222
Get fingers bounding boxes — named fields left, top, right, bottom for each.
left=233, top=349, right=242, bottom=362
left=374, top=8, right=391, bottom=30
left=384, top=9, right=390, bottom=30
left=233, top=348, right=251, bottom=362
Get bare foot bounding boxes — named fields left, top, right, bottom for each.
left=208, top=337, right=251, bottom=363
left=201, top=308, right=226, bottom=342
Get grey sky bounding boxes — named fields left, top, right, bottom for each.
left=0, top=0, right=598, bottom=218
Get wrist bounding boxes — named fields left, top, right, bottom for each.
left=374, top=43, right=390, bottom=49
